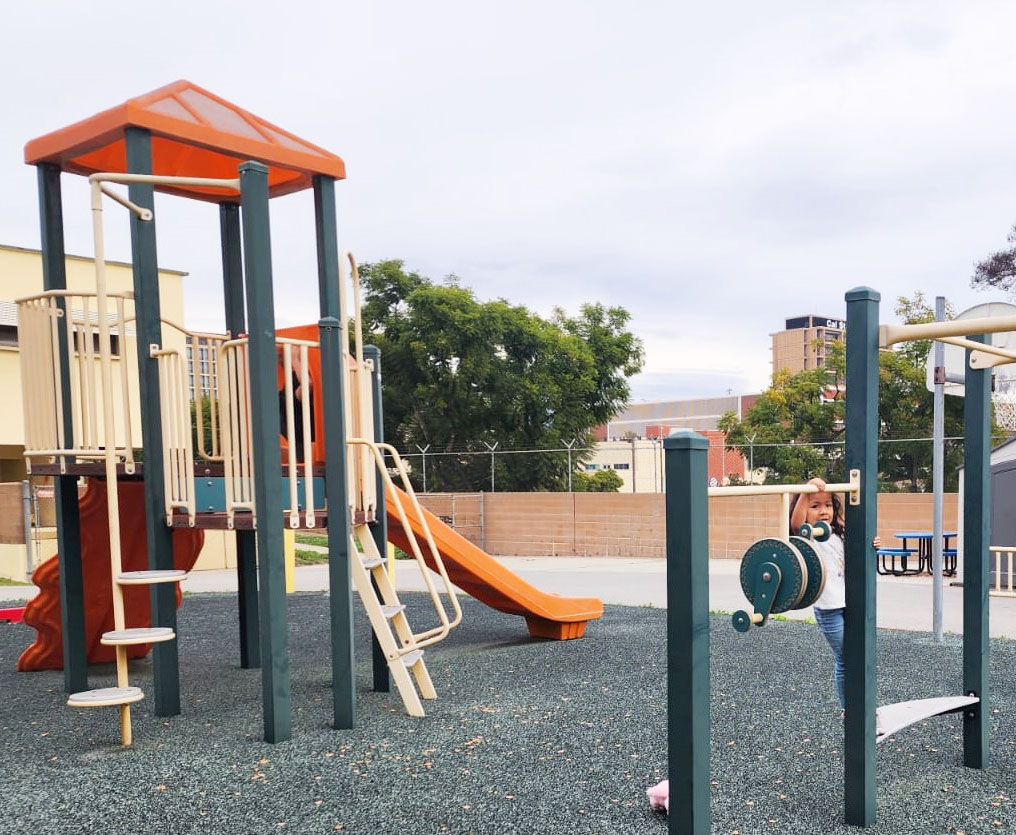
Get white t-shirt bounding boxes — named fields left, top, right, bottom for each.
left=812, top=532, right=845, bottom=611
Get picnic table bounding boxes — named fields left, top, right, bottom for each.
left=894, top=532, right=955, bottom=576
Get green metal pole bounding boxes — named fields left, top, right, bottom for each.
left=365, top=344, right=390, bottom=693
left=125, top=128, right=180, bottom=717
left=663, top=430, right=710, bottom=835
left=843, top=287, right=880, bottom=826
left=240, top=161, right=291, bottom=743
left=963, top=338, right=990, bottom=768
left=219, top=202, right=260, bottom=670
left=36, top=163, right=87, bottom=694
left=313, top=175, right=356, bottom=728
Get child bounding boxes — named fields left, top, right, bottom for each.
left=790, top=476, right=879, bottom=710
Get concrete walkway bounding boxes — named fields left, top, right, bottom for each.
left=4, top=554, right=1013, bottom=639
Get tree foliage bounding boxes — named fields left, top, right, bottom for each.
left=972, top=223, right=1016, bottom=294
left=721, top=293, right=969, bottom=491
left=572, top=469, right=624, bottom=492
left=358, top=260, right=644, bottom=492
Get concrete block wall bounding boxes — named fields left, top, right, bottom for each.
left=414, top=491, right=960, bottom=559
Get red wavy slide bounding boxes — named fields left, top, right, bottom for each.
left=17, top=481, right=204, bottom=671
left=385, top=486, right=603, bottom=639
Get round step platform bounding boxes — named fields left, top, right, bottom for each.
left=118, top=570, right=188, bottom=585
left=100, top=627, right=176, bottom=646
left=67, top=686, right=144, bottom=708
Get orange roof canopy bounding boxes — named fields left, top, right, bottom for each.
left=25, top=80, right=345, bottom=202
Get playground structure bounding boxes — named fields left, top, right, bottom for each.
left=16, top=81, right=601, bottom=747
left=664, top=289, right=1001, bottom=833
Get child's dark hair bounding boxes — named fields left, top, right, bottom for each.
left=789, top=491, right=846, bottom=539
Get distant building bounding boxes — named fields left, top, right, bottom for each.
left=584, top=429, right=746, bottom=492
left=771, top=314, right=845, bottom=375
left=599, top=393, right=760, bottom=439
left=186, top=333, right=222, bottom=400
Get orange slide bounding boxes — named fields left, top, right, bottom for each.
left=385, top=487, right=603, bottom=639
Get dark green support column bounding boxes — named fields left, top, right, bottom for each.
left=313, top=175, right=355, bottom=727
left=219, top=202, right=260, bottom=670
left=843, top=287, right=880, bottom=827
left=36, top=163, right=87, bottom=694
left=125, top=128, right=181, bottom=717
left=240, top=162, right=291, bottom=743
left=663, top=431, right=710, bottom=835
left=963, top=337, right=990, bottom=768
left=365, top=344, right=390, bottom=693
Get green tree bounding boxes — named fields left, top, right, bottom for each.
left=720, top=293, right=969, bottom=491
left=358, top=260, right=644, bottom=492
left=972, top=223, right=1016, bottom=294
left=572, top=469, right=624, bottom=492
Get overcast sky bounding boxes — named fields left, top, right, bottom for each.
left=3, top=1, right=1016, bottom=401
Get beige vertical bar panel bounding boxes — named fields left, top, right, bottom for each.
left=82, top=296, right=100, bottom=453
left=338, top=255, right=357, bottom=509
left=90, top=180, right=133, bottom=746
left=179, top=351, right=196, bottom=522
left=282, top=343, right=299, bottom=528
left=349, top=254, right=376, bottom=515
left=300, top=343, right=315, bottom=527
left=66, top=303, right=82, bottom=463
left=116, top=297, right=135, bottom=473
left=220, top=346, right=238, bottom=526
left=157, top=349, right=173, bottom=522
left=781, top=493, right=791, bottom=538
left=18, top=303, right=39, bottom=455
left=242, top=344, right=255, bottom=523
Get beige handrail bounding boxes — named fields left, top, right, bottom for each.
left=348, top=437, right=462, bottom=649
left=989, top=546, right=1016, bottom=597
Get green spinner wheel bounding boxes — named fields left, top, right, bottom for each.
left=739, top=538, right=807, bottom=614
left=789, top=535, right=826, bottom=609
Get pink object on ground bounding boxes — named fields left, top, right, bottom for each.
left=647, top=778, right=669, bottom=812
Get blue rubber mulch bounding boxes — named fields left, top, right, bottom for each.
left=0, top=592, right=1012, bottom=834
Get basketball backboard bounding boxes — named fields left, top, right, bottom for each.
left=924, top=301, right=1016, bottom=396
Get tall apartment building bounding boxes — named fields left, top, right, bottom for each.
left=771, top=314, right=845, bottom=375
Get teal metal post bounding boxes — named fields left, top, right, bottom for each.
left=219, top=202, right=260, bottom=670
left=240, top=162, right=291, bottom=743
left=36, top=163, right=87, bottom=694
left=365, top=344, right=390, bottom=692
left=843, top=287, right=880, bottom=826
left=125, top=128, right=180, bottom=717
left=663, top=431, right=710, bottom=835
left=963, top=338, right=990, bottom=768
left=313, top=175, right=355, bottom=727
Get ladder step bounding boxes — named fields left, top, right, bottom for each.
left=381, top=604, right=406, bottom=619
left=67, top=686, right=144, bottom=708
left=118, top=569, right=188, bottom=585
left=401, top=649, right=425, bottom=667
left=361, top=555, right=384, bottom=570
left=100, top=627, right=176, bottom=646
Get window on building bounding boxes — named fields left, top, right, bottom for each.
left=614, top=463, right=630, bottom=470
left=585, top=464, right=599, bottom=470
left=0, top=325, right=17, bottom=346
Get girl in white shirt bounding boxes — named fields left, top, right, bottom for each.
left=790, top=477, right=879, bottom=709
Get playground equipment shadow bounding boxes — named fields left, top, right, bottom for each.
left=0, top=593, right=1012, bottom=834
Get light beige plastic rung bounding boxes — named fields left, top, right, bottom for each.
left=401, top=649, right=425, bottom=667
left=100, top=627, right=176, bottom=646
left=361, top=555, right=384, bottom=570
left=118, top=569, right=188, bottom=585
left=67, top=686, right=144, bottom=708
left=381, top=604, right=406, bottom=619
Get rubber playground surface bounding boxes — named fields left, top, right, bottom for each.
left=0, top=593, right=1012, bottom=835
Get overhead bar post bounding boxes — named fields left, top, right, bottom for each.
left=313, top=174, right=356, bottom=728
left=125, top=127, right=180, bottom=717
left=963, top=336, right=990, bottom=768
left=36, top=162, right=87, bottom=694
left=364, top=344, right=390, bottom=693
left=239, top=161, right=291, bottom=744
left=843, top=287, right=879, bottom=826
left=663, top=430, right=710, bottom=835
left=220, top=201, right=260, bottom=669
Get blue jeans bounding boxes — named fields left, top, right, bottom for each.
left=814, top=607, right=845, bottom=708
